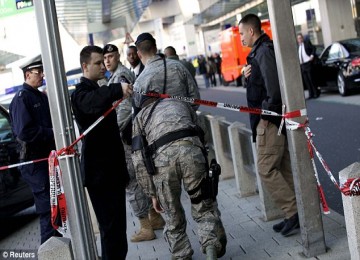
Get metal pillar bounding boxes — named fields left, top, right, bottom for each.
left=33, top=1, right=98, bottom=259
left=267, top=0, right=327, bottom=257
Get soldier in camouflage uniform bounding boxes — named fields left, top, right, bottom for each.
left=132, top=33, right=200, bottom=111
left=132, top=99, right=226, bottom=259
left=103, top=44, right=165, bottom=242
left=131, top=33, right=226, bottom=259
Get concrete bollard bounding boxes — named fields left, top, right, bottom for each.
left=38, top=237, right=73, bottom=260
left=340, top=162, right=360, bottom=260
left=228, top=122, right=257, bottom=197
left=209, top=116, right=234, bottom=180
left=228, top=122, right=283, bottom=221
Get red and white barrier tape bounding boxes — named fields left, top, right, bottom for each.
left=48, top=150, right=68, bottom=235
left=138, top=91, right=308, bottom=118
left=2, top=91, right=359, bottom=204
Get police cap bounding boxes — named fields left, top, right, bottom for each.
left=103, top=44, right=119, bottom=55
left=20, top=54, right=43, bottom=72
left=135, top=33, right=156, bottom=46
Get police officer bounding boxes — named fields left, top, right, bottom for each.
left=132, top=98, right=226, bottom=259
left=71, top=45, right=133, bottom=259
left=103, top=43, right=165, bottom=242
left=9, top=55, right=59, bottom=244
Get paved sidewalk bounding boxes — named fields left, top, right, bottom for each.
left=0, top=177, right=350, bottom=259
left=126, top=177, right=350, bottom=260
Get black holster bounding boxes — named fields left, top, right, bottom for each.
left=16, top=138, right=29, bottom=161
left=141, top=142, right=156, bottom=176
left=202, top=159, right=221, bottom=201
left=133, top=135, right=156, bottom=176
left=188, top=158, right=221, bottom=204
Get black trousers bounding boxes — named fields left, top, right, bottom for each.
left=301, top=61, right=318, bottom=98
left=19, top=161, right=58, bottom=244
left=87, top=183, right=127, bottom=260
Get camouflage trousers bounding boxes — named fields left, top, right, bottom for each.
left=153, top=141, right=226, bottom=259
left=124, top=143, right=152, bottom=218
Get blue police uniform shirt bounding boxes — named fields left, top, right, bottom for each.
left=9, top=83, right=55, bottom=158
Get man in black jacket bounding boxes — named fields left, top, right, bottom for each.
left=9, top=55, right=59, bottom=244
left=239, top=14, right=299, bottom=237
left=71, top=45, right=133, bottom=259
left=297, top=33, right=319, bottom=98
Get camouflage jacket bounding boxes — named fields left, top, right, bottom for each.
left=132, top=99, right=204, bottom=197
left=133, top=55, right=200, bottom=110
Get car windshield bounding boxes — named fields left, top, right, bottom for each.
left=341, top=39, right=360, bottom=56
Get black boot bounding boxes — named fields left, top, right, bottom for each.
left=281, top=213, right=300, bottom=237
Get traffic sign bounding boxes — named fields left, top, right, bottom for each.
left=124, top=32, right=134, bottom=44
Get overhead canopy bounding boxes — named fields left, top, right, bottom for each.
left=186, top=0, right=308, bottom=29
left=54, top=0, right=152, bottom=46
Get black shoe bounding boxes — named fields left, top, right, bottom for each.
left=281, top=213, right=300, bottom=237
left=273, top=219, right=287, bottom=232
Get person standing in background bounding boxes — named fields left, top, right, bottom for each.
left=297, top=33, right=319, bottom=99
left=198, top=55, right=210, bottom=89
left=164, top=46, right=197, bottom=83
left=213, top=52, right=222, bottom=85
left=126, top=45, right=145, bottom=78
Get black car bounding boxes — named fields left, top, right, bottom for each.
left=0, top=104, right=35, bottom=218
left=314, top=38, right=360, bottom=96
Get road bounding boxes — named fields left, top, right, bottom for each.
left=196, top=77, right=360, bottom=216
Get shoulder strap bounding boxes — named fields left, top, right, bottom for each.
left=163, top=57, right=167, bottom=94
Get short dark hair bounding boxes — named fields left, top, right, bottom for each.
left=239, top=14, right=262, bottom=34
left=80, top=45, right=103, bottom=67
left=127, top=45, right=138, bottom=52
left=164, top=46, right=176, bottom=56
left=136, top=40, right=156, bottom=55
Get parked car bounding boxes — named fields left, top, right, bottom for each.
left=314, top=38, right=360, bottom=96
left=0, top=104, right=35, bottom=218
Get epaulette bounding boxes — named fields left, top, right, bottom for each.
left=18, top=90, right=23, bottom=97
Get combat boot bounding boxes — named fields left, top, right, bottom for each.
left=206, top=245, right=217, bottom=260
left=130, top=217, right=156, bottom=242
left=148, top=207, right=165, bottom=230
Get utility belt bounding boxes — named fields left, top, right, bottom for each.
left=132, top=127, right=221, bottom=203
left=132, top=128, right=200, bottom=175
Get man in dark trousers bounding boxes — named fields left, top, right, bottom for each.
left=297, top=33, right=319, bottom=99
left=9, top=55, right=59, bottom=244
left=70, top=45, right=133, bottom=260
left=239, top=14, right=299, bottom=237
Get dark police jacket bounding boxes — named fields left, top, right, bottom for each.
left=9, top=83, right=55, bottom=160
left=71, top=77, right=128, bottom=187
left=245, top=33, right=284, bottom=142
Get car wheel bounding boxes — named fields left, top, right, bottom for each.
left=223, top=80, right=229, bottom=86
left=337, top=71, right=348, bottom=96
